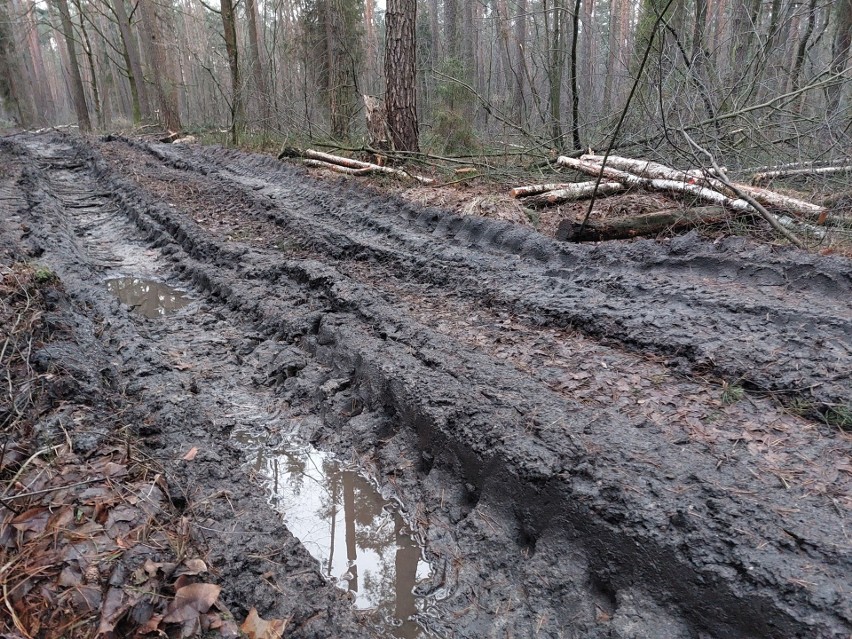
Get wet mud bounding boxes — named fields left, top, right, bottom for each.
left=1, top=131, right=850, bottom=638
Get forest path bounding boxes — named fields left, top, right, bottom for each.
left=2, top=131, right=850, bottom=638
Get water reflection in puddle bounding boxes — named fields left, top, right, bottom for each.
left=243, top=434, right=430, bottom=637
left=105, top=277, right=190, bottom=318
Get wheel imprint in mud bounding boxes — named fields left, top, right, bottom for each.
left=3, top=132, right=850, bottom=639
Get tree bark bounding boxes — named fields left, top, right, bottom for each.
left=568, top=0, right=582, bottom=150
left=138, top=0, right=181, bottom=132
left=583, top=154, right=829, bottom=219
left=220, top=0, right=243, bottom=143
left=512, top=0, right=527, bottom=125
left=556, top=206, right=731, bottom=241
left=363, top=0, right=379, bottom=93
left=53, top=0, right=91, bottom=131
left=827, top=0, right=852, bottom=115
left=245, top=0, right=270, bottom=126
left=384, top=0, right=419, bottom=153
left=110, top=0, right=149, bottom=123
left=0, top=0, right=38, bottom=126
left=518, top=182, right=629, bottom=206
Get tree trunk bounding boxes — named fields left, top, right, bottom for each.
left=138, top=0, right=181, bottom=132
left=15, top=0, right=51, bottom=124
left=245, top=0, right=270, bottom=127
left=53, top=0, right=91, bottom=131
left=827, top=0, right=852, bottom=115
left=220, top=0, right=242, bottom=143
left=546, top=0, right=566, bottom=150
left=0, top=0, right=38, bottom=126
left=73, top=0, right=102, bottom=128
left=110, top=0, right=149, bottom=123
left=363, top=0, right=379, bottom=93
left=384, top=0, right=419, bottom=152
left=428, top=0, right=440, bottom=65
left=519, top=182, right=628, bottom=206
left=568, top=0, right=582, bottom=150
left=512, top=0, right=527, bottom=125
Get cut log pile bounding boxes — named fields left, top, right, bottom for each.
left=511, top=154, right=837, bottom=243
left=279, top=147, right=434, bottom=184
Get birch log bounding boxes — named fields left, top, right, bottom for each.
left=556, top=156, right=757, bottom=212
left=301, top=149, right=434, bottom=183
left=581, top=154, right=827, bottom=220
left=510, top=180, right=628, bottom=200
left=521, top=182, right=629, bottom=207
left=752, top=165, right=852, bottom=185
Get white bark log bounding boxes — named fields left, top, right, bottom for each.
left=521, top=182, right=628, bottom=206
left=752, top=165, right=852, bottom=184
left=580, top=154, right=827, bottom=220
left=303, top=149, right=434, bottom=183
left=556, top=156, right=757, bottom=212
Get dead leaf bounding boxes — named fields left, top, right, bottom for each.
left=176, top=558, right=208, bottom=576
left=163, top=583, right=221, bottom=623
left=182, top=447, right=199, bottom=461
left=240, top=607, right=287, bottom=639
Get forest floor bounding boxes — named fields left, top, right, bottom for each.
left=1, top=131, right=850, bottom=639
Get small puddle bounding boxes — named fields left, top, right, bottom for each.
left=105, top=277, right=190, bottom=318
left=241, top=434, right=432, bottom=637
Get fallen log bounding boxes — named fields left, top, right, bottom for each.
left=555, top=206, right=731, bottom=242
left=303, top=159, right=374, bottom=175
left=752, top=165, right=852, bottom=185
left=581, top=155, right=708, bottom=181
left=521, top=182, right=628, bottom=207
left=556, top=156, right=756, bottom=213
left=510, top=182, right=578, bottom=198
left=290, top=148, right=434, bottom=184
left=581, top=154, right=827, bottom=220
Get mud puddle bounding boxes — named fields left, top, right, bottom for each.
left=239, top=432, right=434, bottom=637
left=105, top=276, right=191, bottom=317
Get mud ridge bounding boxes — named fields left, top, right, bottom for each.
left=120, top=135, right=851, bottom=414
left=85, top=136, right=852, bottom=635
left=3, top=134, right=377, bottom=638
left=4, top=132, right=851, bottom=638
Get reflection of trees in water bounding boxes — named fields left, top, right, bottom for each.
left=266, top=445, right=422, bottom=633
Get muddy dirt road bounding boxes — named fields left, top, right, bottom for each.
left=1, top=132, right=850, bottom=638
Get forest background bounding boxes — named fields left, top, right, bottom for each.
left=1, top=0, right=850, bottom=170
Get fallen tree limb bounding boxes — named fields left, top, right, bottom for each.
left=522, top=182, right=628, bottom=207
left=581, top=154, right=827, bottom=221
left=284, top=148, right=434, bottom=184
left=556, top=156, right=757, bottom=212
left=752, top=165, right=852, bottom=185
left=510, top=182, right=578, bottom=198
left=555, top=206, right=731, bottom=242
left=303, top=159, right=374, bottom=175
left=679, top=130, right=808, bottom=249
left=745, top=159, right=851, bottom=174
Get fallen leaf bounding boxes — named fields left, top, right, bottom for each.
left=177, top=558, right=208, bottom=576
left=182, top=447, right=199, bottom=461
left=240, top=607, right=287, bottom=639
left=163, top=583, right=221, bottom=623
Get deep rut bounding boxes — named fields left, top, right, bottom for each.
left=2, top=132, right=850, bottom=639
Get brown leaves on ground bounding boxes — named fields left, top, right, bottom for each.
left=0, top=264, right=263, bottom=639
left=240, top=608, right=288, bottom=639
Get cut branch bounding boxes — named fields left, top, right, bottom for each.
left=752, top=165, right=852, bottom=185
left=521, top=182, right=628, bottom=207
left=288, top=148, right=434, bottom=183
left=581, top=154, right=828, bottom=221
left=556, top=156, right=757, bottom=212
